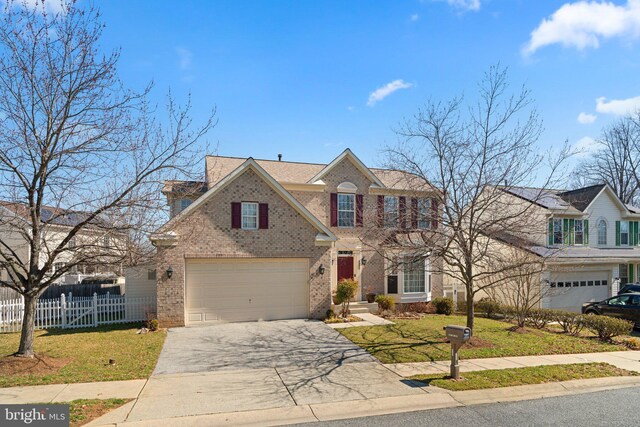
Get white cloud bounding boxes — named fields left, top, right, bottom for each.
left=175, top=47, right=193, bottom=70
left=410, top=13, right=420, bottom=22
left=573, top=136, right=599, bottom=157
left=447, top=0, right=481, bottom=11
left=523, top=0, right=640, bottom=55
left=347, top=106, right=356, bottom=112
left=367, top=79, right=413, bottom=107
left=9, top=0, right=67, bottom=14
left=577, top=112, right=597, bottom=124
left=596, top=95, right=640, bottom=115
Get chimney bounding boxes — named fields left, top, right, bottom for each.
left=278, top=154, right=282, bottom=162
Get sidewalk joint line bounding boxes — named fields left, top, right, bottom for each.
left=123, top=377, right=151, bottom=422
left=50, top=384, right=69, bottom=403
left=274, top=367, right=298, bottom=406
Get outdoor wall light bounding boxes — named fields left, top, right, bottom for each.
left=361, top=257, right=367, bottom=266
left=166, top=266, right=173, bottom=279
left=318, top=264, right=325, bottom=275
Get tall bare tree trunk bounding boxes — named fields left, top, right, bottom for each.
left=466, top=291, right=475, bottom=333
left=17, top=295, right=37, bottom=357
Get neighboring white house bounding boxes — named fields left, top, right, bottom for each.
left=0, top=202, right=122, bottom=287
left=481, top=184, right=640, bottom=312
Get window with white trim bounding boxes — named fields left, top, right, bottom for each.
left=621, top=221, right=629, bottom=245
left=553, top=218, right=563, bottom=245
left=241, top=202, right=258, bottom=230
left=403, top=256, right=426, bottom=293
left=418, top=198, right=431, bottom=229
left=574, top=219, right=584, bottom=245
left=384, top=196, right=398, bottom=228
left=337, top=193, right=355, bottom=228
left=597, top=219, right=607, bottom=245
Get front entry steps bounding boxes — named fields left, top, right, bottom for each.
left=331, top=301, right=378, bottom=315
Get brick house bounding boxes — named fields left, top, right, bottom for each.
left=151, top=149, right=443, bottom=327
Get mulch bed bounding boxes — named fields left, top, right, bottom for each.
left=0, top=354, right=71, bottom=377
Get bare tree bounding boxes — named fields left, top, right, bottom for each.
left=484, top=247, right=548, bottom=327
left=383, top=65, right=568, bottom=332
left=572, top=114, right=640, bottom=205
left=0, top=1, right=215, bottom=356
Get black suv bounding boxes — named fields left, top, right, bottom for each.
left=582, top=292, right=640, bottom=327
left=619, top=284, right=640, bottom=294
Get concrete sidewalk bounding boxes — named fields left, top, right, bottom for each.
left=86, top=376, right=640, bottom=426
left=0, top=379, right=145, bottom=404
left=385, top=350, right=640, bottom=377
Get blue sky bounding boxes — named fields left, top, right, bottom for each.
left=87, top=1, right=640, bottom=167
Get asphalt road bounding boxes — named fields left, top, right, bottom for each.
left=293, top=386, right=640, bottom=427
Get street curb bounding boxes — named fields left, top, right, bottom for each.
left=87, top=376, right=640, bottom=426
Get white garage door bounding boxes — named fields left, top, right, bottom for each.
left=546, top=271, right=610, bottom=312
left=186, top=258, right=309, bottom=323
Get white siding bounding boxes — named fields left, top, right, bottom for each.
left=585, top=189, right=624, bottom=248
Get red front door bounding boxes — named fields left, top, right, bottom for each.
left=337, top=256, right=354, bottom=282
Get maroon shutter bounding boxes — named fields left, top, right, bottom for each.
left=259, top=203, right=269, bottom=229
left=431, top=198, right=438, bottom=229
left=330, top=193, right=338, bottom=227
left=399, top=196, right=406, bottom=229
left=411, top=198, right=418, bottom=229
left=377, top=195, right=384, bottom=227
left=231, top=202, right=241, bottom=229
left=356, top=194, right=363, bottom=227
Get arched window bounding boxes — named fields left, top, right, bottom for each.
left=597, top=218, right=607, bottom=245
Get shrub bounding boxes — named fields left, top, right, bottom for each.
left=553, top=310, right=585, bottom=336
left=147, top=318, right=159, bottom=331
left=325, top=309, right=337, bottom=320
left=476, top=299, right=501, bottom=319
left=499, top=305, right=517, bottom=322
left=375, top=294, right=395, bottom=311
left=622, top=337, right=640, bottom=350
left=336, top=279, right=359, bottom=317
left=432, top=297, right=454, bottom=315
left=583, top=315, right=633, bottom=341
left=399, top=302, right=436, bottom=314
left=456, top=300, right=467, bottom=314
left=527, top=308, right=555, bottom=329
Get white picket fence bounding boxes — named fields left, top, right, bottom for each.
left=0, top=293, right=156, bottom=333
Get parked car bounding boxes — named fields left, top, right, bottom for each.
left=619, top=283, right=640, bottom=294
left=582, top=293, right=640, bottom=327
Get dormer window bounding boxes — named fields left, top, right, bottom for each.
left=180, top=199, right=192, bottom=211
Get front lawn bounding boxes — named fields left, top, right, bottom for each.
left=68, top=398, right=130, bottom=427
left=0, top=323, right=165, bottom=387
left=410, top=362, right=637, bottom=391
left=339, top=315, right=624, bottom=364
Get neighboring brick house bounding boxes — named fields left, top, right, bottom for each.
left=151, top=149, right=442, bottom=327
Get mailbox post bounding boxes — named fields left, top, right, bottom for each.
left=443, top=325, right=471, bottom=379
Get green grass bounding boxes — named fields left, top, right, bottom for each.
left=68, top=398, right=129, bottom=427
left=410, top=362, right=637, bottom=391
left=339, top=315, right=625, bottom=364
left=0, top=323, right=165, bottom=387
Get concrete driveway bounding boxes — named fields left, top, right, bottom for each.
left=124, top=320, right=424, bottom=424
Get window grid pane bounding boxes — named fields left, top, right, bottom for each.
left=384, top=196, right=398, bottom=227
left=598, top=220, right=607, bottom=245
left=553, top=219, right=563, bottom=244
left=337, top=194, right=355, bottom=227
left=403, top=257, right=425, bottom=293
left=418, top=198, right=430, bottom=229
left=242, top=203, right=258, bottom=229
left=574, top=220, right=583, bottom=245
left=621, top=221, right=629, bottom=245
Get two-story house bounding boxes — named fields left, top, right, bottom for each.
left=483, top=184, right=640, bottom=312
left=151, top=149, right=443, bottom=327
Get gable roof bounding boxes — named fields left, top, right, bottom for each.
left=0, top=201, right=109, bottom=228
left=307, top=149, right=385, bottom=187
left=556, top=184, right=607, bottom=212
left=153, top=158, right=337, bottom=244
left=204, top=150, right=433, bottom=191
